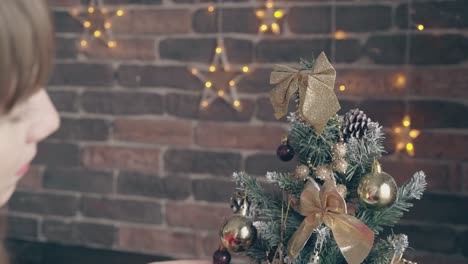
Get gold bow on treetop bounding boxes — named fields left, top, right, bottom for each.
left=287, top=180, right=375, bottom=264
left=269, top=52, right=340, bottom=134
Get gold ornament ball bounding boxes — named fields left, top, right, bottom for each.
left=332, top=158, right=348, bottom=174
left=332, top=142, right=347, bottom=159
left=358, top=161, right=398, bottom=209
left=220, top=215, right=257, bottom=252
left=336, top=184, right=348, bottom=199
left=295, top=165, right=310, bottom=179
left=315, top=164, right=333, bottom=181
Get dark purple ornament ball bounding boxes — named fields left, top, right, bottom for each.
left=277, top=144, right=295, bottom=161
left=213, top=248, right=231, bottom=264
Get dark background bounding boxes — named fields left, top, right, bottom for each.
left=3, top=0, right=468, bottom=263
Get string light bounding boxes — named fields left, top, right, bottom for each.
left=191, top=68, right=198, bottom=75
left=339, top=85, right=346, bottom=92
left=84, top=21, right=92, bottom=28
left=72, top=0, right=123, bottom=50
left=394, top=73, right=407, bottom=89
left=107, top=41, right=117, bottom=48
left=205, top=81, right=213, bottom=88
left=394, top=115, right=420, bottom=157
left=218, top=90, right=225, bottom=97
left=215, top=47, right=223, bottom=54
left=229, top=80, right=236, bottom=86
left=256, top=0, right=285, bottom=35
left=417, top=24, right=424, bottom=31
left=94, top=30, right=102, bottom=38
left=334, top=30, right=347, bottom=40
left=242, top=66, right=250, bottom=73
left=233, top=100, right=241, bottom=108
left=208, top=6, right=215, bottom=12
left=201, top=100, right=209, bottom=108
left=209, top=66, right=217, bottom=72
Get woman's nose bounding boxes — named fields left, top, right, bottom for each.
left=26, top=90, right=61, bottom=144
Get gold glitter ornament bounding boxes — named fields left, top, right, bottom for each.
left=332, top=142, right=347, bottom=159
left=358, top=160, right=398, bottom=209
left=332, top=159, right=348, bottom=174
left=314, top=164, right=333, bottom=181
left=220, top=215, right=257, bottom=252
left=294, top=165, right=310, bottom=179
left=336, top=184, right=348, bottom=199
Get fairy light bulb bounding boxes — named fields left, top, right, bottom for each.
left=394, top=73, right=407, bottom=89
left=242, top=66, right=249, bottom=73
left=334, top=30, right=347, bottom=40
left=88, top=6, right=95, bottom=13
left=201, top=100, right=209, bottom=108
left=84, top=21, right=92, bottom=28
left=339, top=85, right=346, bottom=91
left=256, top=10, right=265, bottom=18
left=271, top=23, right=280, bottom=34
left=107, top=41, right=117, bottom=48
left=191, top=68, right=198, bottom=75
left=417, top=24, right=424, bottom=31
left=229, top=80, right=236, bottom=86
left=274, top=10, right=284, bottom=19
left=205, top=81, right=212, bottom=88
left=266, top=1, right=274, bottom=9
left=260, top=24, right=269, bottom=32
left=218, top=90, right=225, bottom=97
left=208, top=6, right=215, bottom=12
left=402, top=115, right=411, bottom=127
left=409, top=130, right=420, bottom=139
left=116, top=9, right=124, bottom=17
left=215, top=47, right=223, bottom=54
left=209, top=66, right=216, bottom=72
left=80, top=40, right=88, bottom=47
left=94, top=30, right=102, bottom=38
left=233, top=100, right=241, bottom=108
left=104, top=22, right=112, bottom=29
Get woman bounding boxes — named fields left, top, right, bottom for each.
left=0, top=0, right=210, bottom=263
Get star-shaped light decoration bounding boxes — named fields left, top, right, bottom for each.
left=71, top=0, right=124, bottom=49
left=393, top=115, right=420, bottom=156
left=255, top=0, right=286, bottom=35
left=190, top=38, right=250, bottom=111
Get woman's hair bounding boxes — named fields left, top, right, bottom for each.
left=0, top=0, right=54, bottom=113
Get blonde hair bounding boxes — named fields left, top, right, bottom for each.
left=0, top=0, right=54, bottom=113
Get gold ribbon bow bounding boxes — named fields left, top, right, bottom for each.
left=269, top=52, right=340, bottom=134
left=287, top=180, right=374, bottom=264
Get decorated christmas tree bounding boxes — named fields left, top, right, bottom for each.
left=212, top=52, right=427, bottom=264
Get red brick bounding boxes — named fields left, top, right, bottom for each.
left=49, top=91, right=79, bottom=113
left=113, top=9, right=191, bottom=35
left=8, top=191, right=79, bottom=217
left=113, top=119, right=193, bottom=146
left=464, top=163, right=468, bottom=192
left=193, top=8, right=258, bottom=34
left=6, top=215, right=38, bottom=240
left=17, top=165, right=44, bottom=191
left=288, top=7, right=331, bottom=34
left=336, top=5, right=392, bottom=32
left=56, top=37, right=77, bottom=59
left=166, top=202, right=232, bottom=231
left=192, top=179, right=235, bottom=203
left=43, top=167, right=114, bottom=194
left=195, top=232, right=220, bottom=258
left=79, top=38, right=156, bottom=61
left=43, top=219, right=117, bottom=247
left=381, top=158, right=461, bottom=192
left=336, top=68, right=406, bottom=97
left=51, top=118, right=111, bottom=141
left=82, top=91, right=164, bottom=115
left=409, top=67, right=468, bottom=98
left=117, top=172, right=191, bottom=200
left=413, top=132, right=468, bottom=160
left=118, top=226, right=198, bottom=256
left=256, top=39, right=331, bottom=63
left=48, top=0, right=80, bottom=7
left=164, top=149, right=241, bottom=175
left=82, top=197, right=162, bottom=224
left=195, top=123, right=286, bottom=150
left=82, top=145, right=160, bottom=173
left=166, top=93, right=255, bottom=122
left=49, top=63, right=114, bottom=87
left=34, top=142, right=80, bottom=167
left=117, top=65, right=200, bottom=89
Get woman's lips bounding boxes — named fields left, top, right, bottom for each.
left=16, top=163, right=30, bottom=176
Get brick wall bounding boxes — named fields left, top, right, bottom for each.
left=5, top=0, right=468, bottom=263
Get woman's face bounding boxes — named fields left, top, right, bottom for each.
left=0, top=89, right=59, bottom=205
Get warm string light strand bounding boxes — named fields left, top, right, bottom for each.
left=191, top=1, right=251, bottom=111
left=255, top=0, right=286, bottom=35
left=71, top=0, right=124, bottom=49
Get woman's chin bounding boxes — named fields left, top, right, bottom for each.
left=0, top=185, right=16, bottom=207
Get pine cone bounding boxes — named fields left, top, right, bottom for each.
left=343, top=109, right=371, bottom=141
